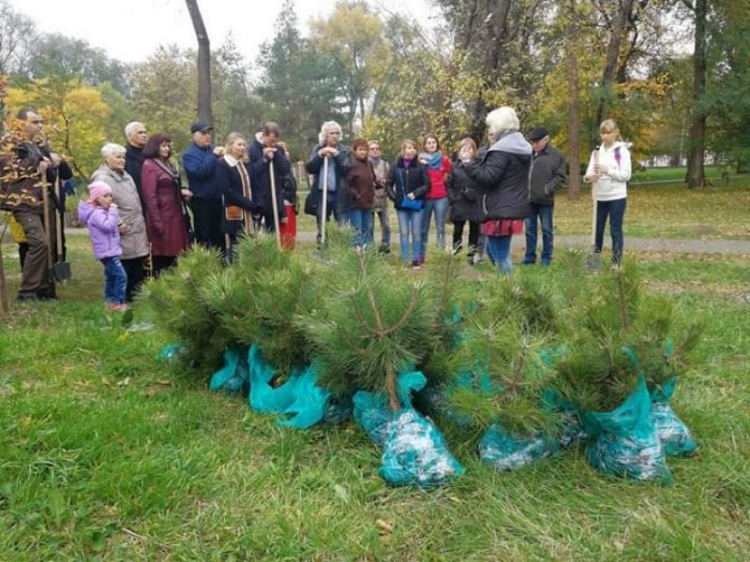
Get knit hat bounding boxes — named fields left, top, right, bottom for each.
left=87, top=180, right=113, bottom=203
left=529, top=127, right=549, bottom=141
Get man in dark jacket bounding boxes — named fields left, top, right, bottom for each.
left=305, top=121, right=351, bottom=245
left=523, top=127, right=566, bottom=266
left=183, top=120, right=224, bottom=250
left=248, top=122, right=289, bottom=233
left=0, top=108, right=71, bottom=301
left=124, top=121, right=147, bottom=202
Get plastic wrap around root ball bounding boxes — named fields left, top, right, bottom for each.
left=584, top=376, right=672, bottom=484
left=209, top=349, right=249, bottom=395
left=479, top=424, right=560, bottom=471
left=353, top=371, right=464, bottom=487
left=247, top=345, right=331, bottom=429
left=649, top=378, right=698, bottom=457
left=379, top=410, right=465, bottom=488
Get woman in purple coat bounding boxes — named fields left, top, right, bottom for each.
left=141, top=134, right=192, bottom=277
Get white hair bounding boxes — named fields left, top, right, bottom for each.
left=318, top=121, right=342, bottom=145
left=124, top=121, right=144, bottom=140
left=101, top=142, right=126, bottom=160
left=486, top=107, right=520, bottom=137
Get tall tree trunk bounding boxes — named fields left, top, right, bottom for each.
left=686, top=0, right=706, bottom=188
left=564, top=0, right=582, bottom=200
left=596, top=0, right=635, bottom=126
left=0, top=235, right=8, bottom=319
left=470, top=0, right=512, bottom=143
left=185, top=0, right=213, bottom=125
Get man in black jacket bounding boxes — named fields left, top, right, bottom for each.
left=124, top=121, right=147, bottom=202
left=523, top=128, right=566, bottom=266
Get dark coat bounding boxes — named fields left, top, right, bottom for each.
left=446, top=161, right=482, bottom=222
left=248, top=137, right=289, bottom=222
left=183, top=143, right=220, bottom=200
left=141, top=158, right=190, bottom=257
left=125, top=143, right=145, bottom=202
left=529, top=144, right=566, bottom=205
left=386, top=158, right=430, bottom=210
left=467, top=131, right=531, bottom=221
left=305, top=143, right=352, bottom=214
left=348, top=158, right=376, bottom=210
left=215, top=156, right=257, bottom=236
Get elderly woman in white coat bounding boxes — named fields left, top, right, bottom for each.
left=91, top=142, right=150, bottom=301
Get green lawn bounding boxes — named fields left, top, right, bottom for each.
left=0, top=229, right=748, bottom=560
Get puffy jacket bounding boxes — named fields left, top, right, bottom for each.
left=467, top=131, right=531, bottom=220
left=386, top=158, right=430, bottom=210
left=78, top=201, right=122, bottom=260
left=529, top=144, right=566, bottom=205
left=183, top=143, right=220, bottom=200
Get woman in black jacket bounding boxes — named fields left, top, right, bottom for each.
left=465, top=107, right=531, bottom=275
left=386, top=139, right=430, bottom=269
left=447, top=137, right=482, bottom=265
left=215, top=132, right=257, bottom=263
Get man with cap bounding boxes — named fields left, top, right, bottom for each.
left=183, top=120, right=224, bottom=250
left=523, top=127, right=566, bottom=266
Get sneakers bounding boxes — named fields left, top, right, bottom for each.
left=105, top=303, right=130, bottom=312
left=411, top=260, right=421, bottom=270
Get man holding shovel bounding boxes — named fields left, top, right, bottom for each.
left=0, top=108, right=71, bottom=302
left=248, top=122, right=289, bottom=237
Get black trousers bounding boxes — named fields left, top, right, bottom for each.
left=452, top=220, right=480, bottom=257
left=190, top=198, right=224, bottom=250
left=122, top=256, right=147, bottom=302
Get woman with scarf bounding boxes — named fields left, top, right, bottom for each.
left=386, top=139, right=430, bottom=269
left=418, top=134, right=451, bottom=264
left=141, top=134, right=192, bottom=277
left=216, top=132, right=257, bottom=263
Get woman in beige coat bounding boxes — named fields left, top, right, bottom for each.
left=91, top=143, right=150, bottom=301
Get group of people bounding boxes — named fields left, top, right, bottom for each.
left=1, top=104, right=631, bottom=310
left=306, top=110, right=630, bottom=274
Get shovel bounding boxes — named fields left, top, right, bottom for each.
left=41, top=173, right=71, bottom=283
left=52, top=172, right=71, bottom=282
left=586, top=147, right=601, bottom=272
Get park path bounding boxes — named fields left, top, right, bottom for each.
left=60, top=228, right=750, bottom=255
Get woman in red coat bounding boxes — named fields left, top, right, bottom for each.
left=141, top=134, right=192, bottom=277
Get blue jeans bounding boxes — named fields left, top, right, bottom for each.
left=373, top=207, right=391, bottom=247
left=524, top=203, right=554, bottom=264
left=102, top=256, right=127, bottom=304
left=485, top=235, right=513, bottom=275
left=595, top=198, right=627, bottom=264
left=420, top=197, right=449, bottom=257
left=349, top=209, right=374, bottom=247
left=397, top=209, right=423, bottom=264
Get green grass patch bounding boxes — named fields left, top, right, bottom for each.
left=0, top=195, right=749, bottom=559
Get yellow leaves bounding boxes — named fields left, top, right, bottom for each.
left=5, top=79, right=111, bottom=177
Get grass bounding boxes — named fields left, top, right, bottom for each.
left=296, top=180, right=750, bottom=241
left=1, top=196, right=749, bottom=560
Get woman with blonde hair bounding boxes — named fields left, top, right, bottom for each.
left=215, top=132, right=257, bottom=263
left=584, top=119, right=632, bottom=265
left=386, top=139, right=430, bottom=269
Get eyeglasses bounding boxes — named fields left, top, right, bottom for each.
left=31, top=120, right=43, bottom=125
left=369, top=146, right=381, bottom=151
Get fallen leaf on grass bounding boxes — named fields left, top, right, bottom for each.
left=156, top=379, right=171, bottom=386
left=333, top=484, right=349, bottom=503
left=116, top=377, right=131, bottom=387
left=375, top=519, right=394, bottom=534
